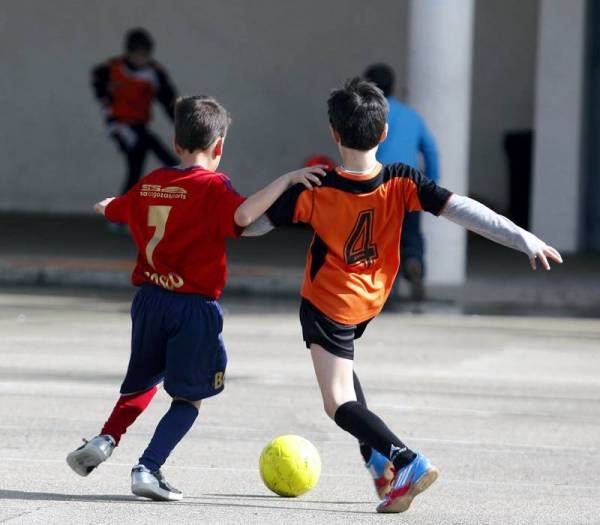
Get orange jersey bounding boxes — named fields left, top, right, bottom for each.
left=267, top=163, right=451, bottom=324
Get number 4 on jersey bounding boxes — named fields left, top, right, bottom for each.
left=344, top=209, right=378, bottom=266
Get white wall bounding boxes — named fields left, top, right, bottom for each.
left=408, top=0, right=474, bottom=286
left=468, top=0, right=539, bottom=211
left=531, top=0, right=587, bottom=251
left=0, top=0, right=408, bottom=213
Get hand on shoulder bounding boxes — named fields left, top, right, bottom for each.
left=286, top=165, right=328, bottom=190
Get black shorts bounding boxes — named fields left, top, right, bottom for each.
left=299, top=298, right=372, bottom=360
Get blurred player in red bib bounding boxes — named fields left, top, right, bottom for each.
left=92, top=28, right=179, bottom=195
left=66, top=95, right=325, bottom=501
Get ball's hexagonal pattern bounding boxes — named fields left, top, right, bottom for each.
left=259, top=434, right=321, bottom=497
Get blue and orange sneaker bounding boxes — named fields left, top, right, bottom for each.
left=376, top=452, right=439, bottom=513
left=365, top=449, right=395, bottom=499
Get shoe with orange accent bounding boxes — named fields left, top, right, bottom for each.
left=376, top=453, right=439, bottom=513
left=365, top=449, right=395, bottom=499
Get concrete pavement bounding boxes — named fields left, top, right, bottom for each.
left=1, top=287, right=599, bottom=524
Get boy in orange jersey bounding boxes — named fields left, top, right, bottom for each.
left=263, top=78, right=562, bottom=513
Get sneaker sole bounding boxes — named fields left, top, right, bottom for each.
left=66, top=447, right=108, bottom=477
left=131, top=483, right=183, bottom=502
left=376, top=466, right=439, bottom=514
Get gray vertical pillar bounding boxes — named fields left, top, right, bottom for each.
left=407, top=0, right=474, bottom=286
left=531, top=0, right=587, bottom=251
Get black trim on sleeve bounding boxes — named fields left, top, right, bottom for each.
left=154, top=64, right=177, bottom=121
left=266, top=184, right=308, bottom=226
left=91, top=62, right=111, bottom=104
left=383, top=163, right=452, bottom=216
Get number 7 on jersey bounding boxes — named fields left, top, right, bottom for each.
left=145, top=205, right=172, bottom=270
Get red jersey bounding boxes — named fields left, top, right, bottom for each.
left=107, top=58, right=156, bottom=123
left=92, top=57, right=177, bottom=124
left=105, top=166, right=245, bottom=298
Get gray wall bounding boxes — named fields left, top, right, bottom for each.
left=468, top=0, right=539, bottom=211
left=0, top=0, right=541, bottom=215
left=0, top=0, right=408, bottom=213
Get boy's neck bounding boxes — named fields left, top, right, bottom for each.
left=339, top=146, right=379, bottom=173
left=178, top=150, right=215, bottom=171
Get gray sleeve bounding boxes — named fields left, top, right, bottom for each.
left=241, top=214, right=276, bottom=237
left=441, top=194, right=547, bottom=257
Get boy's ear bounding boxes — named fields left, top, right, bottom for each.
left=172, top=137, right=183, bottom=156
left=329, top=125, right=341, bottom=145
left=379, top=123, right=389, bottom=144
left=213, top=136, right=225, bottom=158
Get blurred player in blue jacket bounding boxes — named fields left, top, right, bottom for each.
left=365, top=64, right=439, bottom=301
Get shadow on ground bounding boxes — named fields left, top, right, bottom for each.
left=0, top=489, right=375, bottom=515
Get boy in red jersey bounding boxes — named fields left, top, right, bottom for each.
left=66, top=95, right=325, bottom=501
left=265, top=78, right=562, bottom=513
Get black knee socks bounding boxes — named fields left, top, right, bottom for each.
left=353, top=371, right=374, bottom=463
left=334, top=400, right=416, bottom=471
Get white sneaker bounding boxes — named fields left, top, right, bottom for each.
left=66, top=434, right=115, bottom=476
left=131, top=464, right=183, bottom=501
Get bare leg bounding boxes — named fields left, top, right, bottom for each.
left=310, top=343, right=356, bottom=418
left=309, top=343, right=416, bottom=470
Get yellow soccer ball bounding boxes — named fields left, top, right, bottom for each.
left=259, top=434, right=321, bottom=497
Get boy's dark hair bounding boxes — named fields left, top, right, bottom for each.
left=125, top=28, right=154, bottom=53
left=328, top=77, right=388, bottom=151
left=363, top=63, right=395, bottom=97
left=175, top=96, right=231, bottom=152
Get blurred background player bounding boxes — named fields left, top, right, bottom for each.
left=91, top=28, right=178, bottom=197
left=65, top=95, right=325, bottom=501
left=364, top=63, right=439, bottom=301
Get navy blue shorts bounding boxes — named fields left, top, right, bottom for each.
left=120, top=285, right=227, bottom=401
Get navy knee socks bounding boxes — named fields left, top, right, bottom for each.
left=139, top=399, right=199, bottom=472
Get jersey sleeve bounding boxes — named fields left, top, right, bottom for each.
left=104, top=194, right=130, bottom=224
left=154, top=62, right=177, bottom=121
left=266, top=184, right=313, bottom=226
left=402, top=167, right=452, bottom=215
left=91, top=62, right=111, bottom=105
left=212, top=175, right=246, bottom=238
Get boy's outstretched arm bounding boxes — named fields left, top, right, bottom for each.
left=234, top=165, right=326, bottom=228
left=441, top=194, right=563, bottom=270
left=94, top=197, right=115, bottom=216
left=94, top=196, right=129, bottom=224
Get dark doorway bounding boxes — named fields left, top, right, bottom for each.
left=585, top=0, right=600, bottom=251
